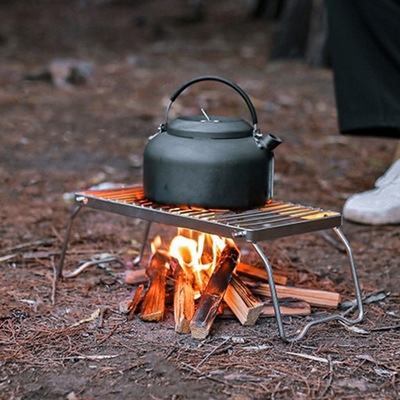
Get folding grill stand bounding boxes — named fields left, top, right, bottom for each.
left=57, top=186, right=364, bottom=342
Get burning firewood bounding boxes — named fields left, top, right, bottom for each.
left=126, top=262, right=288, bottom=286
left=140, top=252, right=169, bottom=322
left=249, top=282, right=341, bottom=308
left=224, top=274, right=264, bottom=326
left=190, top=243, right=240, bottom=339
left=171, top=257, right=195, bottom=334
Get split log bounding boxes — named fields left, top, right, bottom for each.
left=119, top=284, right=145, bottom=316
left=261, top=298, right=311, bottom=317
left=125, top=268, right=147, bottom=284
left=249, top=282, right=340, bottom=308
left=190, top=243, right=240, bottom=339
left=128, top=284, right=145, bottom=320
left=140, top=252, right=169, bottom=322
left=224, top=275, right=264, bottom=326
left=171, top=257, right=195, bottom=334
left=222, top=297, right=311, bottom=318
left=236, top=262, right=287, bottom=285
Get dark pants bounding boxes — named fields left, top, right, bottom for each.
left=326, top=0, right=400, bottom=138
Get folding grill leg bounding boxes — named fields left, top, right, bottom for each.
left=251, top=227, right=364, bottom=342
left=133, top=220, right=152, bottom=265
left=251, top=242, right=287, bottom=340
left=57, top=204, right=152, bottom=277
left=57, top=204, right=83, bottom=279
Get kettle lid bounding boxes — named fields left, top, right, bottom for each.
left=167, top=115, right=253, bottom=139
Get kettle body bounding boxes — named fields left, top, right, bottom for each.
left=143, top=76, right=281, bottom=209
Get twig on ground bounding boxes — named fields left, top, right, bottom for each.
left=320, top=355, right=334, bottom=398
left=96, top=322, right=121, bottom=346
left=370, top=324, right=400, bottom=331
left=56, top=354, right=122, bottom=361
left=0, top=254, right=17, bottom=263
left=71, top=308, right=101, bottom=327
left=50, top=225, right=64, bottom=243
left=97, top=306, right=110, bottom=328
left=340, top=289, right=389, bottom=312
left=195, top=338, right=231, bottom=370
left=179, top=362, right=233, bottom=386
left=63, top=255, right=124, bottom=278
left=286, top=352, right=342, bottom=365
left=1, top=238, right=56, bottom=254
left=51, top=256, right=57, bottom=305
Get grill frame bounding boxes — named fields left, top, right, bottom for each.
left=74, top=185, right=342, bottom=242
left=57, top=185, right=363, bottom=342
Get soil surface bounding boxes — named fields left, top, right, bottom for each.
left=0, top=2, right=399, bottom=399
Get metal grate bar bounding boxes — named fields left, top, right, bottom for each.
left=75, top=185, right=342, bottom=242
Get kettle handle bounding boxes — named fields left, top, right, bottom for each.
left=165, top=75, right=258, bottom=127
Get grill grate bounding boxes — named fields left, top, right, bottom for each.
left=75, top=185, right=342, bottom=242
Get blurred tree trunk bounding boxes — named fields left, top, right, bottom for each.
left=251, top=0, right=285, bottom=20
left=305, top=0, right=329, bottom=66
left=268, top=0, right=330, bottom=67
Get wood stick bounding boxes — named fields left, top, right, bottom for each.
left=236, top=262, right=287, bottom=285
left=139, top=252, right=169, bottom=321
left=128, top=284, right=145, bottom=320
left=261, top=298, right=311, bottom=317
left=171, top=258, right=195, bottom=334
left=221, top=297, right=311, bottom=318
left=125, top=268, right=147, bottom=284
left=190, top=243, right=240, bottom=339
left=249, top=282, right=340, bottom=308
left=224, top=275, right=264, bottom=326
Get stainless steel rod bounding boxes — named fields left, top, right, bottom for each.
left=56, top=204, right=82, bottom=278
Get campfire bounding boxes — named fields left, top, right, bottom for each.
left=56, top=75, right=363, bottom=341
left=123, top=228, right=341, bottom=339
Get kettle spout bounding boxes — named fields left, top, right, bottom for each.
left=260, top=134, right=282, bottom=151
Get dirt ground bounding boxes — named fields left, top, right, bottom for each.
left=0, top=1, right=399, bottom=399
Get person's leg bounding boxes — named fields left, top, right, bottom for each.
left=326, top=0, right=400, bottom=136
left=327, top=0, right=400, bottom=224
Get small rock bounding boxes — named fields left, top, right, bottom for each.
left=66, top=391, right=78, bottom=400
left=49, top=58, right=93, bottom=88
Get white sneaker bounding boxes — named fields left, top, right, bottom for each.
left=375, top=159, right=400, bottom=187
left=343, top=160, right=400, bottom=225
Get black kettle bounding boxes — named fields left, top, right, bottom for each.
left=143, top=76, right=282, bottom=209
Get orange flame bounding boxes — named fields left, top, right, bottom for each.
left=150, top=228, right=236, bottom=292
